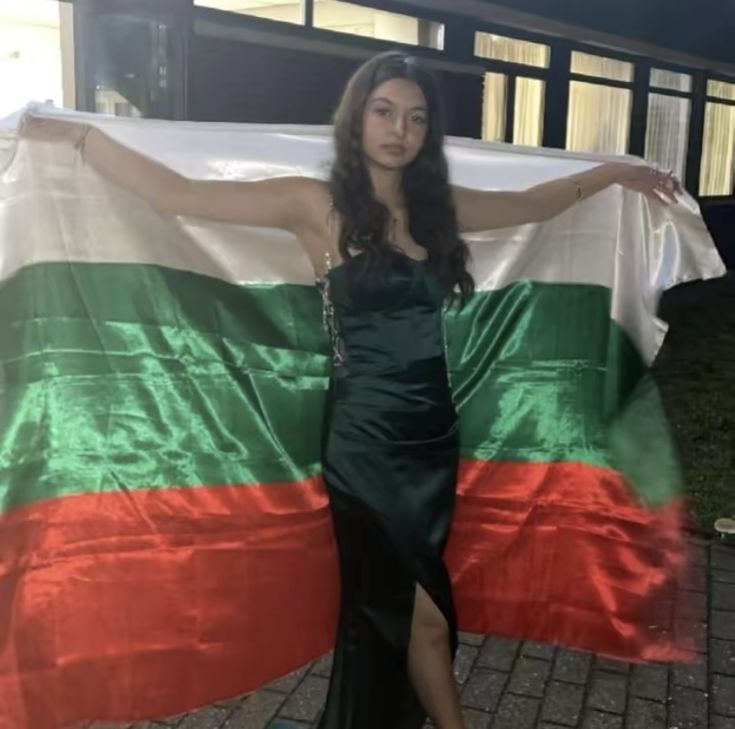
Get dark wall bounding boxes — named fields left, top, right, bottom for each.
left=188, top=36, right=353, bottom=124
left=484, top=0, right=735, bottom=66
left=701, top=202, right=735, bottom=270
left=188, top=33, right=482, bottom=137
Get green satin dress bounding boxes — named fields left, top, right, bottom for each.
left=316, top=248, right=460, bottom=729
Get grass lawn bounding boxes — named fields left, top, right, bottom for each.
left=654, top=271, right=735, bottom=534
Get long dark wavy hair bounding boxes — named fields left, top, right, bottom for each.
left=329, top=51, right=474, bottom=305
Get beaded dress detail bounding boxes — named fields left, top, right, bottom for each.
left=315, top=250, right=346, bottom=368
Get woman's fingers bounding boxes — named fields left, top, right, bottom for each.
left=646, top=167, right=682, bottom=204
left=656, top=182, right=679, bottom=204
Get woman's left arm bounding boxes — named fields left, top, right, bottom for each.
left=453, top=162, right=682, bottom=233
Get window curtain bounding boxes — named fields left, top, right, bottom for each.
left=475, top=32, right=549, bottom=68
left=514, top=77, right=545, bottom=147
left=645, top=93, right=690, bottom=181
left=700, top=102, right=735, bottom=195
left=482, top=72, right=506, bottom=142
left=567, top=81, right=631, bottom=154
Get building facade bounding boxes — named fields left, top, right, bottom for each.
left=1, top=0, right=733, bottom=252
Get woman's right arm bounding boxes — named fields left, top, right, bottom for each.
left=19, top=114, right=321, bottom=234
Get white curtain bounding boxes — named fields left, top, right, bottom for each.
left=651, top=69, right=691, bottom=93
left=645, top=93, right=690, bottom=181
left=567, top=81, right=632, bottom=155
left=571, top=51, right=633, bottom=82
left=475, top=32, right=549, bottom=68
left=514, top=77, right=545, bottom=147
left=708, top=80, right=735, bottom=101
left=482, top=74, right=545, bottom=147
left=482, top=72, right=506, bottom=142
left=700, top=102, right=735, bottom=195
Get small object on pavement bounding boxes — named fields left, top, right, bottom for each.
left=714, top=517, right=735, bottom=545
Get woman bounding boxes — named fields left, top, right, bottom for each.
left=22, top=51, right=680, bottom=729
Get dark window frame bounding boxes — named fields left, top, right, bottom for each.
left=90, top=0, right=733, bottom=201
left=73, top=0, right=190, bottom=120
left=192, top=0, right=450, bottom=53
left=563, top=45, right=638, bottom=157
left=642, top=63, right=696, bottom=190
left=470, top=22, right=550, bottom=145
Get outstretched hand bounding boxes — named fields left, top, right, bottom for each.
left=618, top=163, right=683, bottom=205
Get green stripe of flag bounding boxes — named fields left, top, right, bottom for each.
left=0, top=261, right=679, bottom=513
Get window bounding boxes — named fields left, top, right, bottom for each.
left=514, top=77, right=545, bottom=146
left=571, top=51, right=633, bottom=82
left=567, top=82, right=631, bottom=154
left=482, top=73, right=545, bottom=147
left=477, top=33, right=548, bottom=147
left=645, top=69, right=692, bottom=182
left=645, top=95, right=690, bottom=181
left=482, top=72, right=506, bottom=142
left=0, top=0, right=70, bottom=116
left=707, top=80, right=735, bottom=101
left=80, top=11, right=178, bottom=119
left=313, top=1, right=444, bottom=49
left=194, top=0, right=305, bottom=26
left=700, top=79, right=735, bottom=196
left=567, top=52, right=634, bottom=155
left=650, top=68, right=692, bottom=93
left=475, top=32, right=549, bottom=68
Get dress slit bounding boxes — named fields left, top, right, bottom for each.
left=317, top=483, right=458, bottom=729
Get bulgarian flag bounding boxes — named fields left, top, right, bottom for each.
left=0, top=108, right=725, bottom=729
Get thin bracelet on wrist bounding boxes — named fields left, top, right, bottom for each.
left=566, top=178, right=583, bottom=201
left=74, top=126, right=92, bottom=162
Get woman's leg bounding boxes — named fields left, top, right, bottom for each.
left=407, top=583, right=466, bottom=729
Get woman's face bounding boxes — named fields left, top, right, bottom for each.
left=361, top=78, right=429, bottom=171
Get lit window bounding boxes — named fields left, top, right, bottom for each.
left=707, top=79, right=735, bottom=101
left=571, top=51, right=633, bottom=83
left=700, top=102, right=735, bottom=195
left=194, top=0, right=305, bottom=26
left=566, top=81, right=631, bottom=154
left=0, top=0, right=68, bottom=117
left=650, top=68, right=692, bottom=93
left=514, top=77, right=545, bottom=146
left=474, top=32, right=549, bottom=68
left=482, top=72, right=506, bottom=142
left=481, top=73, right=545, bottom=147
left=313, top=1, right=444, bottom=49
left=645, top=94, right=690, bottom=181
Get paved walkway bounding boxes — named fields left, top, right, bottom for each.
left=93, top=537, right=735, bottom=729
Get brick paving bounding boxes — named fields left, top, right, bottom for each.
left=89, top=539, right=735, bottom=729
